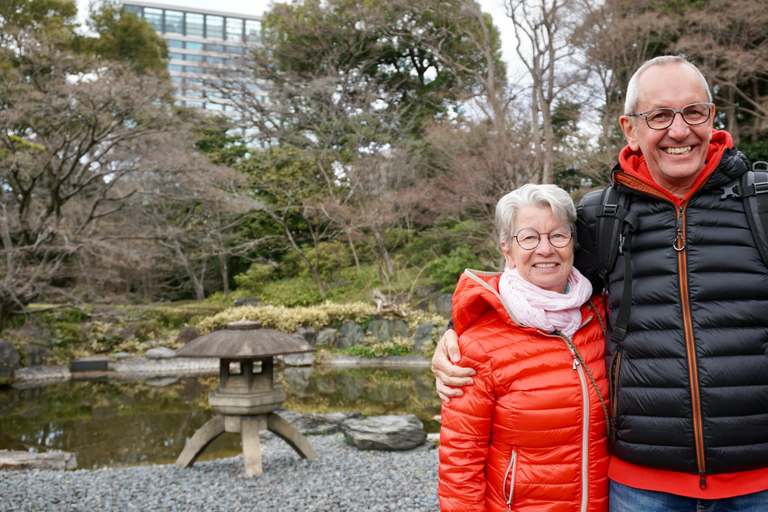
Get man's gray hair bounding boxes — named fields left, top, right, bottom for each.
left=496, top=184, right=576, bottom=247
left=624, top=55, right=712, bottom=116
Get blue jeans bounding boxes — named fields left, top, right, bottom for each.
left=610, top=480, right=768, bottom=512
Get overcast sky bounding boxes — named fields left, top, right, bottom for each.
left=75, top=0, right=519, bottom=72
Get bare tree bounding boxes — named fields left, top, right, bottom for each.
left=505, top=0, right=591, bottom=184
left=0, top=27, right=180, bottom=329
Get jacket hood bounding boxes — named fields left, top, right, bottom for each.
left=614, top=129, right=749, bottom=204
left=452, top=269, right=521, bottom=336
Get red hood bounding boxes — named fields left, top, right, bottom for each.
left=451, top=270, right=521, bottom=336
left=616, top=129, right=733, bottom=205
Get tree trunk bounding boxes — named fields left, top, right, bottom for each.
left=346, top=229, right=361, bottom=273
left=219, top=252, right=229, bottom=298
left=173, top=243, right=205, bottom=301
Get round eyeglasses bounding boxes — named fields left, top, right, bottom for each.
left=628, top=102, right=714, bottom=130
left=513, top=227, right=573, bottom=250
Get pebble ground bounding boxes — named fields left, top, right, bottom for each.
left=0, top=434, right=440, bottom=512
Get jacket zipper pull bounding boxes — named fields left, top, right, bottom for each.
left=700, top=472, right=707, bottom=490
left=674, top=207, right=686, bottom=251
left=573, top=356, right=579, bottom=370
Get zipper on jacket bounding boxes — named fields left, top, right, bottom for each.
left=503, top=450, right=517, bottom=512
left=566, top=342, right=590, bottom=512
left=676, top=204, right=707, bottom=489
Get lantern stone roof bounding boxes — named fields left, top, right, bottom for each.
left=176, top=318, right=314, bottom=359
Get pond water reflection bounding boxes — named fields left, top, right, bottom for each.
left=0, top=367, right=441, bottom=469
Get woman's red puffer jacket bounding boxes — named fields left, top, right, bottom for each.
left=438, top=270, right=610, bottom=512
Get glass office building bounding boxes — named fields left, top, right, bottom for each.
left=122, top=1, right=266, bottom=113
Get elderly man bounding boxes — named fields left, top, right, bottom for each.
left=432, top=55, right=768, bottom=509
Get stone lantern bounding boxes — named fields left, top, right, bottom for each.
left=174, top=318, right=317, bottom=476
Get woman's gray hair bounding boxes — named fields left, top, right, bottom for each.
left=496, top=184, right=576, bottom=247
left=624, top=55, right=712, bottom=116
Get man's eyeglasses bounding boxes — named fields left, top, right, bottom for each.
left=628, top=102, right=714, bottom=130
left=513, top=227, right=573, bottom=250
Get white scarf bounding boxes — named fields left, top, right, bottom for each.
left=498, top=266, right=593, bottom=337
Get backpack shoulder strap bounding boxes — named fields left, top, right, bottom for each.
left=741, top=162, right=768, bottom=268
left=595, top=179, right=639, bottom=342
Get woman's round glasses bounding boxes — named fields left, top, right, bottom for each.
left=513, top=227, right=573, bottom=250
left=628, top=102, right=714, bottom=130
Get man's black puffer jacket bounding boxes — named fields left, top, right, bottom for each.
left=575, top=146, right=768, bottom=478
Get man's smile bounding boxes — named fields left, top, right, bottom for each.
left=663, top=146, right=693, bottom=155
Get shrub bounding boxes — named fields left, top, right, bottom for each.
left=196, top=301, right=377, bottom=334
left=427, top=244, right=484, bottom=290
left=233, top=262, right=278, bottom=293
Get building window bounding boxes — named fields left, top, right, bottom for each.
left=171, top=76, right=183, bottom=83
left=165, top=10, right=184, bottom=34
left=186, top=101, right=204, bottom=108
left=168, top=64, right=183, bottom=72
left=186, top=13, right=204, bottom=37
left=185, top=66, right=204, bottom=74
left=124, top=5, right=142, bottom=16
left=225, top=18, right=243, bottom=41
left=206, top=103, right=224, bottom=111
left=144, top=8, right=163, bottom=31
left=206, top=56, right=223, bottom=64
left=186, top=41, right=203, bottom=51
left=167, top=39, right=184, bottom=48
left=227, top=45, right=244, bottom=54
left=207, top=15, right=224, bottom=39
left=168, top=52, right=184, bottom=61
left=206, top=43, right=224, bottom=53
left=245, top=20, right=260, bottom=42
left=185, top=54, right=203, bottom=61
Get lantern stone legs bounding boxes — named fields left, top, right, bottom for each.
left=175, top=357, right=318, bottom=476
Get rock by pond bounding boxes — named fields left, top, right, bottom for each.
left=367, top=319, right=408, bottom=343
left=338, top=321, right=365, bottom=348
left=341, top=414, right=429, bottom=451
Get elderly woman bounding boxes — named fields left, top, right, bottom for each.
left=438, top=184, right=610, bottom=512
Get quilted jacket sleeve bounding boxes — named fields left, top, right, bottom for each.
left=438, top=334, right=495, bottom=512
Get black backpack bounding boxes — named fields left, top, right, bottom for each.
left=594, top=161, right=768, bottom=342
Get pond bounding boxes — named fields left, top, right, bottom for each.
left=0, top=367, right=442, bottom=469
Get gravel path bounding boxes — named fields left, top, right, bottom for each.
left=0, top=434, right=440, bottom=512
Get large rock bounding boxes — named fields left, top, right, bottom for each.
left=22, top=343, right=50, bottom=367
left=0, top=450, right=77, bottom=471
left=315, top=328, right=338, bottom=348
left=295, top=326, right=316, bottom=346
left=274, top=409, right=363, bottom=435
left=337, top=321, right=365, bottom=348
left=0, top=340, right=21, bottom=386
left=145, top=347, right=176, bottom=359
left=367, top=319, right=408, bottom=343
left=411, top=323, right=435, bottom=353
left=341, top=414, right=427, bottom=451
left=284, top=351, right=315, bottom=366
left=176, top=326, right=200, bottom=345
left=436, top=293, right=453, bottom=316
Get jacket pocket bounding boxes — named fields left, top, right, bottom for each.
left=502, top=450, right=518, bottom=512
left=609, top=348, right=623, bottom=439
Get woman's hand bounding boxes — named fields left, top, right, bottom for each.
left=431, top=328, right=476, bottom=403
